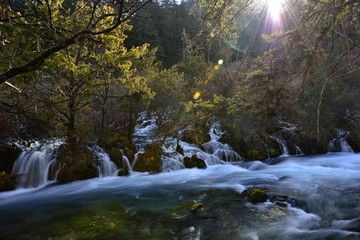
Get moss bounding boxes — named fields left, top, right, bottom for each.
left=0, top=171, right=16, bottom=192
left=191, top=202, right=204, bottom=214
left=247, top=188, right=268, bottom=203
left=57, top=144, right=98, bottom=183
left=181, top=127, right=210, bottom=146
left=133, top=142, right=162, bottom=173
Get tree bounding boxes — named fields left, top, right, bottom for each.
left=0, top=0, right=152, bottom=85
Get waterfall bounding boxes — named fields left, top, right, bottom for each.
left=90, top=145, right=118, bottom=177
left=120, top=150, right=133, bottom=175
left=328, top=129, right=353, bottom=153
left=271, top=136, right=289, bottom=156
left=133, top=112, right=159, bottom=151
left=11, top=140, right=63, bottom=188
left=295, top=145, right=304, bottom=155
left=132, top=116, right=243, bottom=172
left=208, top=122, right=226, bottom=141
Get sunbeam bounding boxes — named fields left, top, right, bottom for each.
left=266, top=0, right=283, bottom=22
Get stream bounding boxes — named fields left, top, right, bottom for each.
left=1, top=153, right=360, bottom=239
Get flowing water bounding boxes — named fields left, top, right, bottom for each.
left=1, top=153, right=360, bottom=239
left=11, top=139, right=63, bottom=188
left=2, top=120, right=359, bottom=239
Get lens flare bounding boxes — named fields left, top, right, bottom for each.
left=266, top=0, right=283, bottom=22
left=193, top=91, right=201, bottom=100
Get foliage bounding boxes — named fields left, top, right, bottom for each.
left=0, top=0, right=152, bottom=84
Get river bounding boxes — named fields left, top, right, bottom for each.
left=1, top=152, right=360, bottom=239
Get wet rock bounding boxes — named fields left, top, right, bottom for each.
left=270, top=195, right=297, bottom=208
left=183, top=155, right=207, bottom=169
left=191, top=202, right=204, bottom=214
left=176, top=143, right=184, bottom=155
left=247, top=188, right=268, bottom=203
left=57, top=144, right=98, bottom=183
left=0, top=142, right=21, bottom=174
left=181, top=126, right=210, bottom=146
left=133, top=142, right=162, bottom=173
left=0, top=171, right=16, bottom=192
left=117, top=168, right=130, bottom=176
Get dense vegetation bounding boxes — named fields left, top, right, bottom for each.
left=0, top=0, right=359, bottom=167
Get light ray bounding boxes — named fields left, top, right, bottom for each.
left=267, top=0, right=283, bottom=22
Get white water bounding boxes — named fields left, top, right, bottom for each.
left=271, top=135, right=289, bottom=156
left=11, top=140, right=63, bottom=188
left=90, top=145, right=118, bottom=177
left=1, top=153, right=360, bottom=239
left=328, top=129, right=354, bottom=153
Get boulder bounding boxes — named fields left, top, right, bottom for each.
left=57, top=144, right=98, bottom=183
left=0, top=142, right=21, bottom=174
left=133, top=142, right=162, bottom=173
left=183, top=155, right=207, bottom=169
left=247, top=188, right=268, bottom=203
left=0, top=171, right=16, bottom=192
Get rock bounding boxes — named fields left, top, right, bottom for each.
left=133, top=142, right=162, bottom=173
left=0, top=142, right=21, bottom=174
left=247, top=188, right=268, bottom=203
left=108, top=146, right=122, bottom=168
left=117, top=168, right=130, bottom=176
left=0, top=171, right=16, bottom=192
left=269, top=195, right=296, bottom=208
left=191, top=202, right=204, bottom=214
left=181, top=126, right=210, bottom=146
left=57, top=144, right=98, bottom=183
left=176, top=143, right=184, bottom=155
left=183, top=155, right=207, bottom=169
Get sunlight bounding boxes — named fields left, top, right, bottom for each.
left=266, top=0, right=283, bottom=22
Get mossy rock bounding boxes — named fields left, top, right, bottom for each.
left=133, top=142, right=162, bottom=173
left=183, top=155, right=207, bottom=169
left=0, top=171, right=16, bottom=192
left=57, top=144, right=98, bottom=183
left=297, top=135, right=328, bottom=155
left=347, top=133, right=360, bottom=152
left=0, top=143, right=21, bottom=174
left=100, top=134, right=136, bottom=162
left=108, top=146, right=122, bottom=168
left=191, top=202, right=204, bottom=214
left=117, top=168, right=130, bottom=176
left=247, top=188, right=268, bottom=203
left=181, top=127, right=210, bottom=146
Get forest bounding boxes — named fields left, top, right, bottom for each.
left=0, top=0, right=360, bottom=184
left=1, top=1, right=360, bottom=239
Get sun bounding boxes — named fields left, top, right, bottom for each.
left=266, top=0, right=283, bottom=22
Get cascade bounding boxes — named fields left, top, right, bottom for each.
left=131, top=115, right=243, bottom=171
left=120, top=150, right=133, bottom=175
left=295, top=145, right=304, bottom=155
left=270, top=136, right=289, bottom=156
left=328, top=129, right=353, bottom=152
left=90, top=145, right=118, bottom=177
left=160, top=122, right=244, bottom=171
left=202, top=122, right=243, bottom=162
left=133, top=112, right=158, bottom=151
left=11, top=139, right=63, bottom=188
